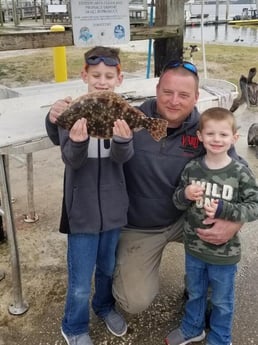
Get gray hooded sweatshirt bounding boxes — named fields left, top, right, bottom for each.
left=46, top=115, right=134, bottom=234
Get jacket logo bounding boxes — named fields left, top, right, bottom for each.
left=181, top=135, right=200, bottom=149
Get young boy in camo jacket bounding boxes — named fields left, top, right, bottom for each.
left=166, top=107, right=258, bottom=345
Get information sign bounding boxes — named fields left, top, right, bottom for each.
left=71, top=0, right=130, bottom=46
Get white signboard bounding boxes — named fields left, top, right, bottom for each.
left=47, top=5, right=67, bottom=13
left=71, top=0, right=130, bottom=47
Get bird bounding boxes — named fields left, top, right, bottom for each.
left=230, top=67, right=258, bottom=113
left=230, top=75, right=249, bottom=114
left=247, top=123, right=258, bottom=146
left=247, top=123, right=258, bottom=157
left=233, top=67, right=258, bottom=158
left=183, top=44, right=200, bottom=62
left=189, top=44, right=199, bottom=52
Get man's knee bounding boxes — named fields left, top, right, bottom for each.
left=113, top=285, right=156, bottom=314
left=113, top=265, right=158, bottom=314
left=113, top=230, right=161, bottom=314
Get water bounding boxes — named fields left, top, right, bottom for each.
left=184, top=3, right=258, bottom=46
left=186, top=3, right=256, bottom=20
left=185, top=23, right=258, bottom=46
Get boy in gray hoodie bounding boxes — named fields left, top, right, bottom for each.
left=45, top=46, right=133, bottom=345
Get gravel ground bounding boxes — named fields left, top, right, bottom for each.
left=0, top=106, right=257, bottom=345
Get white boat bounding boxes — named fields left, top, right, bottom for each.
left=185, top=0, right=209, bottom=21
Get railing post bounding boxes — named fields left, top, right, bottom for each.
left=0, top=155, right=29, bottom=315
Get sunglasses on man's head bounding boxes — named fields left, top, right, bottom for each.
left=85, top=55, right=120, bottom=67
left=163, top=60, right=198, bottom=76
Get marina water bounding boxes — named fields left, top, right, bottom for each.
left=184, top=3, right=258, bottom=45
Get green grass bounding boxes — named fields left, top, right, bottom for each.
left=0, top=43, right=257, bottom=87
left=0, top=46, right=148, bottom=87
left=187, top=43, right=258, bottom=85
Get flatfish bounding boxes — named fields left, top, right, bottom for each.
left=56, top=91, right=168, bottom=141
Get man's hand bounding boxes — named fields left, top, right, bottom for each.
left=196, top=218, right=242, bottom=245
left=49, top=96, right=72, bottom=124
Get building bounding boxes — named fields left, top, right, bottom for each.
left=129, top=0, right=148, bottom=26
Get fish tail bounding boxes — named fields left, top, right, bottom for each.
left=146, top=118, right=168, bottom=141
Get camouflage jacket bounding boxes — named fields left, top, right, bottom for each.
left=173, top=157, right=258, bottom=265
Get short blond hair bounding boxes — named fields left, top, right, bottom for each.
left=199, top=107, right=237, bottom=134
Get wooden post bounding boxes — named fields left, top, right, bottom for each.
left=226, top=0, right=230, bottom=21
left=11, top=0, right=19, bottom=26
left=215, top=0, right=219, bottom=23
left=41, top=0, right=46, bottom=26
left=154, top=0, right=185, bottom=76
left=34, top=0, right=38, bottom=22
left=0, top=1, right=3, bottom=26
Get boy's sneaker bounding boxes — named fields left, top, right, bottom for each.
left=61, top=328, right=93, bottom=345
left=165, top=328, right=205, bottom=345
left=103, top=308, right=127, bottom=337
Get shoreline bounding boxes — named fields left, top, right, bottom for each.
left=0, top=40, right=257, bottom=88
left=0, top=38, right=258, bottom=60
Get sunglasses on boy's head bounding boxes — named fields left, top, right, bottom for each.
left=84, top=55, right=121, bottom=73
left=85, top=55, right=120, bottom=67
left=162, top=60, right=198, bottom=76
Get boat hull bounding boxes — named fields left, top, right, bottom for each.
left=229, top=19, right=258, bottom=25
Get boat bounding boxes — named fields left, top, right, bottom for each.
left=228, top=7, right=258, bottom=25
left=191, top=13, right=209, bottom=19
left=185, top=0, right=209, bottom=21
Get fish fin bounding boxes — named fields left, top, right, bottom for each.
left=146, top=118, right=168, bottom=141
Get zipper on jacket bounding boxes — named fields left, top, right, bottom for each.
left=160, top=137, right=167, bottom=151
left=97, top=139, right=103, bottom=231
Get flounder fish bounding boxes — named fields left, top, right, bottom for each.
left=56, top=91, right=168, bottom=141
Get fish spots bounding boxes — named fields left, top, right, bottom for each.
left=56, top=91, right=168, bottom=141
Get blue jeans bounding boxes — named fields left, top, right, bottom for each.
left=62, top=229, right=121, bottom=335
left=181, top=253, right=237, bottom=345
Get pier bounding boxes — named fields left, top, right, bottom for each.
left=185, top=18, right=228, bottom=26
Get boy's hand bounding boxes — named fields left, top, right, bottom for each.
left=49, top=96, right=72, bottom=124
left=113, top=119, right=132, bottom=139
left=185, top=184, right=204, bottom=201
left=69, top=118, right=88, bottom=142
left=204, top=200, right=218, bottom=218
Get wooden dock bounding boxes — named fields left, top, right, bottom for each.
left=185, top=19, right=228, bottom=26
